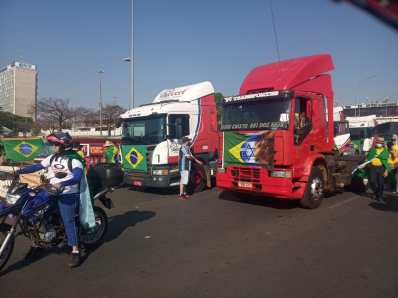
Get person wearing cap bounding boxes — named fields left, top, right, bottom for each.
left=387, top=140, right=398, bottom=192
left=72, top=141, right=85, bottom=159
left=178, top=136, right=202, bottom=200
left=366, top=137, right=391, bottom=203
left=103, top=140, right=119, bottom=164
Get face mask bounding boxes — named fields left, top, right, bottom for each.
left=375, top=144, right=383, bottom=148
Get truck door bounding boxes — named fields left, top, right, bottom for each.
left=293, top=95, right=317, bottom=167
left=167, top=114, right=190, bottom=163
left=293, top=96, right=312, bottom=146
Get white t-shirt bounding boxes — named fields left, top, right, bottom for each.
left=41, top=155, right=83, bottom=194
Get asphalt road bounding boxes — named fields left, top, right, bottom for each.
left=0, top=187, right=397, bottom=298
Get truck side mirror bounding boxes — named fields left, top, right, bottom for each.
left=176, top=119, right=183, bottom=138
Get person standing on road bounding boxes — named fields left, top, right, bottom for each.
left=104, top=140, right=119, bottom=164
left=178, top=137, right=202, bottom=200
left=387, top=141, right=398, bottom=192
left=366, top=137, right=390, bottom=204
left=73, top=142, right=85, bottom=159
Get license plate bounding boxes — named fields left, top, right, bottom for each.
left=238, top=181, right=253, bottom=188
left=132, top=180, right=142, bottom=187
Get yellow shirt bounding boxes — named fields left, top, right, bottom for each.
left=388, top=155, right=398, bottom=166
left=371, top=148, right=384, bottom=166
left=387, top=144, right=398, bottom=166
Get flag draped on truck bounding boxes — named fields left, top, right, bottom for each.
left=121, top=145, right=147, bottom=172
left=223, top=131, right=275, bottom=167
left=1, top=137, right=44, bottom=162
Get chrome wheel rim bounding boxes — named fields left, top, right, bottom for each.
left=310, top=177, right=323, bottom=200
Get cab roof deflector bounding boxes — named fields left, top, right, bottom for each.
left=239, top=54, right=334, bottom=95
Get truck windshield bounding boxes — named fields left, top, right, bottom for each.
left=373, top=122, right=398, bottom=138
left=122, top=115, right=166, bottom=145
left=349, top=127, right=373, bottom=140
left=221, top=97, right=290, bottom=131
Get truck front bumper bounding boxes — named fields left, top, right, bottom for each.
left=216, top=166, right=305, bottom=199
left=123, top=166, right=180, bottom=188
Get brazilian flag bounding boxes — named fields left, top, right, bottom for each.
left=1, top=137, right=44, bottom=162
left=121, top=145, right=147, bottom=172
left=223, top=131, right=259, bottom=167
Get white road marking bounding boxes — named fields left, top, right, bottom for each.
left=328, top=196, right=358, bottom=209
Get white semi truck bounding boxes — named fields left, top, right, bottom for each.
left=119, top=81, right=219, bottom=191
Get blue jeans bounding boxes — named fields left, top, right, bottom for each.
left=58, top=194, right=79, bottom=247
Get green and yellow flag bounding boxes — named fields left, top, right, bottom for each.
left=1, top=137, right=44, bottom=162
left=121, top=145, right=147, bottom=172
left=223, top=131, right=275, bottom=167
left=223, top=131, right=258, bottom=167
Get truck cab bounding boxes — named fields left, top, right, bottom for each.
left=217, top=54, right=347, bottom=208
left=120, top=81, right=219, bottom=190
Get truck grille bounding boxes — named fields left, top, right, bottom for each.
left=230, top=166, right=262, bottom=191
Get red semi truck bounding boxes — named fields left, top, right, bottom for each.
left=216, top=54, right=361, bottom=208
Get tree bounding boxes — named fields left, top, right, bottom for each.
left=73, top=106, right=97, bottom=128
left=36, top=98, right=74, bottom=131
left=102, top=104, right=126, bottom=136
left=0, top=110, right=33, bottom=135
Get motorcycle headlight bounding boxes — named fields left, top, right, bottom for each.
left=5, top=193, right=21, bottom=205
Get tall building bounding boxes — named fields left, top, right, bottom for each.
left=0, top=61, right=38, bottom=120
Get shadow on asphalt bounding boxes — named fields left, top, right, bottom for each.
left=0, top=210, right=156, bottom=276
left=218, top=190, right=299, bottom=209
left=1, top=245, right=69, bottom=277
left=105, top=210, right=156, bottom=242
left=79, top=210, right=156, bottom=265
left=128, top=186, right=179, bottom=196
left=369, top=196, right=398, bottom=213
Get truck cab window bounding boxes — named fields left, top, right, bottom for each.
left=294, top=97, right=312, bottom=144
left=168, top=114, right=190, bottom=139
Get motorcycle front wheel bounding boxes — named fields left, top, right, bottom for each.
left=0, top=224, right=15, bottom=272
left=80, top=206, right=108, bottom=249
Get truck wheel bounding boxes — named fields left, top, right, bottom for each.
left=300, top=166, right=324, bottom=209
left=350, top=175, right=367, bottom=194
left=188, top=165, right=206, bottom=193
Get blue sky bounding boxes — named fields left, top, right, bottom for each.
left=0, top=0, right=397, bottom=109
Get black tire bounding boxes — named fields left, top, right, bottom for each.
left=0, top=224, right=15, bottom=272
left=188, top=165, right=206, bottom=193
left=300, top=166, right=324, bottom=209
left=350, top=174, right=367, bottom=194
left=80, top=207, right=108, bottom=249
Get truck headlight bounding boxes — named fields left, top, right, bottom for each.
left=270, top=170, right=292, bottom=178
left=152, top=169, right=169, bottom=176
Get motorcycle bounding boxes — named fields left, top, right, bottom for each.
left=0, top=175, right=114, bottom=271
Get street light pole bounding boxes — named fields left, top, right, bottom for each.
left=97, top=70, right=104, bottom=136
left=124, top=0, right=134, bottom=110
left=124, top=57, right=133, bottom=109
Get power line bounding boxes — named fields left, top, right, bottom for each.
left=269, top=0, right=281, bottom=63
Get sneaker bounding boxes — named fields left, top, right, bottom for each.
left=183, top=194, right=190, bottom=199
left=69, top=252, right=81, bottom=268
left=24, top=246, right=43, bottom=260
left=379, top=198, right=387, bottom=205
left=177, top=195, right=185, bottom=200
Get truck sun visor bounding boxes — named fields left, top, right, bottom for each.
left=223, top=91, right=280, bottom=104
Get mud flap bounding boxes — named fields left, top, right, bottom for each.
left=203, top=165, right=212, bottom=188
